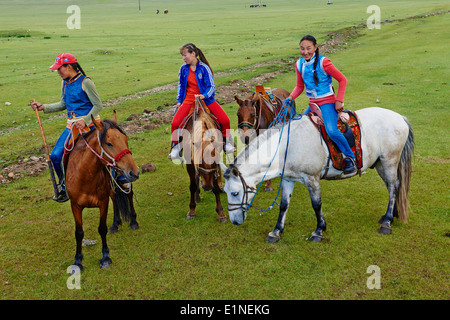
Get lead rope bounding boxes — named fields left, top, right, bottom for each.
left=246, top=99, right=302, bottom=212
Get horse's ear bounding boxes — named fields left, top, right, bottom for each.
left=231, top=166, right=239, bottom=177
left=112, top=110, right=117, bottom=123
left=92, top=115, right=103, bottom=131
left=234, top=95, right=242, bottom=106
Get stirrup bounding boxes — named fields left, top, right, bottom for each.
left=343, top=156, right=356, bottom=174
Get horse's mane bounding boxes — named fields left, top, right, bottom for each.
left=81, top=119, right=127, bottom=145
left=233, top=117, right=306, bottom=168
left=191, top=108, right=220, bottom=168
left=233, top=123, right=271, bottom=167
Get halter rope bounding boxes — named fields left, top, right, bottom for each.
left=246, top=98, right=302, bottom=212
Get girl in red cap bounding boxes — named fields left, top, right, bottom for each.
left=31, top=53, right=103, bottom=202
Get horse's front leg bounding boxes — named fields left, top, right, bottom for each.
left=305, top=176, right=326, bottom=242
left=109, top=193, right=122, bottom=234
left=265, top=180, right=295, bottom=243
left=187, top=165, right=197, bottom=219
left=99, top=201, right=112, bottom=269
left=213, top=179, right=226, bottom=222
left=71, top=202, right=84, bottom=271
left=127, top=186, right=139, bottom=230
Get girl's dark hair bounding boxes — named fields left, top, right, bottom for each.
left=64, top=62, right=86, bottom=76
left=300, top=35, right=319, bottom=86
left=180, top=43, right=213, bottom=75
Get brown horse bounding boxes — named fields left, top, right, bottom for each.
left=65, top=112, right=139, bottom=270
left=234, top=87, right=294, bottom=191
left=176, top=97, right=226, bottom=222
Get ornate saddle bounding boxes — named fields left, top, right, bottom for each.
left=254, top=85, right=283, bottom=116
left=308, top=108, right=363, bottom=172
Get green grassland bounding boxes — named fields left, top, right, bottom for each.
left=0, top=0, right=449, bottom=300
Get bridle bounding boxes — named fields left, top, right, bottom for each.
left=196, top=165, right=220, bottom=181
left=238, top=102, right=261, bottom=132
left=81, top=129, right=132, bottom=173
left=226, top=167, right=256, bottom=214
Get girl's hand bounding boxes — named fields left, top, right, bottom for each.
left=30, top=100, right=44, bottom=111
left=335, top=101, right=344, bottom=113
left=195, top=94, right=205, bottom=100
left=339, top=112, right=350, bottom=123
left=74, top=120, right=86, bottom=130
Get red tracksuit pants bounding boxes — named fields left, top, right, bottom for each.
left=171, top=100, right=230, bottom=143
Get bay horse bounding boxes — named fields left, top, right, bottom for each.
left=65, top=112, right=139, bottom=270
left=174, top=97, right=226, bottom=222
left=222, top=107, right=414, bottom=243
left=234, top=87, right=294, bottom=191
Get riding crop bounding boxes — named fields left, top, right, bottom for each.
left=32, top=99, right=59, bottom=197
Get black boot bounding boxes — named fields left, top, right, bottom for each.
left=53, top=181, right=69, bottom=202
left=343, top=158, right=356, bottom=174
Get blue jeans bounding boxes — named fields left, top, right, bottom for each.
left=50, top=128, right=71, bottom=184
left=304, top=103, right=355, bottom=159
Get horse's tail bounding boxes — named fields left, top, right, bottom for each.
left=114, top=185, right=133, bottom=222
left=396, top=117, right=414, bottom=222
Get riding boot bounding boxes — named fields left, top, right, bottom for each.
left=168, top=142, right=184, bottom=163
left=223, top=135, right=236, bottom=154
left=53, top=179, right=69, bottom=203
left=343, top=157, right=356, bottom=174
left=117, top=174, right=131, bottom=190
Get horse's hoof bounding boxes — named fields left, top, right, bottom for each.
left=264, top=187, right=273, bottom=192
left=309, top=232, right=324, bottom=242
left=265, top=235, right=280, bottom=243
left=73, top=263, right=83, bottom=272
left=100, top=257, right=112, bottom=269
left=217, top=217, right=227, bottom=223
left=109, top=226, right=119, bottom=234
left=309, top=235, right=323, bottom=242
left=187, top=214, right=196, bottom=220
left=129, top=222, right=139, bottom=230
left=379, top=224, right=392, bottom=235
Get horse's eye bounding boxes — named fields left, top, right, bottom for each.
left=232, top=192, right=239, bottom=197
left=106, top=142, right=113, bottom=147
left=250, top=112, right=255, bottom=117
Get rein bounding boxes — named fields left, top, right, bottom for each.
left=80, top=130, right=133, bottom=194
left=245, top=98, right=302, bottom=213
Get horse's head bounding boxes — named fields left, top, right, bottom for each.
left=223, top=164, right=255, bottom=225
left=93, top=112, right=140, bottom=183
left=235, top=95, right=258, bottom=145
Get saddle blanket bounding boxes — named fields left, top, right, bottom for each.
left=308, top=110, right=363, bottom=171
left=254, top=85, right=282, bottom=116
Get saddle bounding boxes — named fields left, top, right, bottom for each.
left=178, top=101, right=221, bottom=132
left=254, top=85, right=283, bottom=116
left=308, top=108, right=363, bottom=171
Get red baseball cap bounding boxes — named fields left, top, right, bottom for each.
left=49, top=53, right=77, bottom=70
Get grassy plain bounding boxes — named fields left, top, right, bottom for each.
left=0, top=0, right=449, bottom=301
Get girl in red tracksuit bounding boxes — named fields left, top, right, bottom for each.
left=169, top=43, right=233, bottom=161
